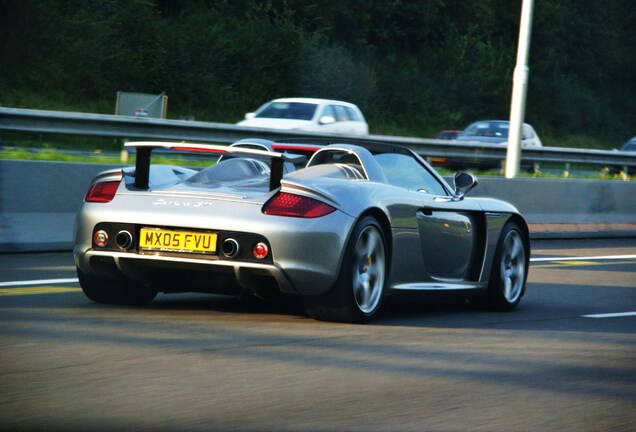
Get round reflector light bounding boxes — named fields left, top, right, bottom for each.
left=253, top=242, right=269, bottom=260
left=94, top=230, right=109, bottom=247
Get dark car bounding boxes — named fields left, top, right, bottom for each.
left=435, top=130, right=462, bottom=140
left=456, top=120, right=542, bottom=148
left=611, top=137, right=636, bottom=174
left=451, top=120, right=542, bottom=171
left=620, top=137, right=636, bottom=152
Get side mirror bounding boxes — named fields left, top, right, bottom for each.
left=453, top=172, right=478, bottom=199
left=245, top=112, right=255, bottom=120
left=319, top=115, right=336, bottom=125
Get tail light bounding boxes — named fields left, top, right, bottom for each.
left=85, top=181, right=120, bottom=203
left=263, top=192, right=335, bottom=218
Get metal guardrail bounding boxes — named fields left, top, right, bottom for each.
left=1, top=107, right=635, bottom=170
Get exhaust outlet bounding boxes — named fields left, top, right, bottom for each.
left=115, top=230, right=134, bottom=250
left=221, top=238, right=240, bottom=258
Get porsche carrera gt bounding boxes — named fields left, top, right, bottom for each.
left=74, top=139, right=530, bottom=323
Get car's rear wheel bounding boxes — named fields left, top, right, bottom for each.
left=305, top=216, right=387, bottom=323
left=475, top=221, right=528, bottom=311
left=77, top=267, right=157, bottom=306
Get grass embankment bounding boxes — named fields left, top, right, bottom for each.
left=0, top=129, right=631, bottom=180
left=2, top=145, right=631, bottom=181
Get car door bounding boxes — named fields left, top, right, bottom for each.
left=416, top=194, right=481, bottom=281
left=375, top=152, right=481, bottom=283
left=332, top=105, right=355, bottom=134
left=312, top=105, right=342, bottom=134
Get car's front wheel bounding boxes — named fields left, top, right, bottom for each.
left=475, top=221, right=528, bottom=311
left=305, top=215, right=388, bottom=323
left=77, top=267, right=157, bottom=306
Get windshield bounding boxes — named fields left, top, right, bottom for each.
left=463, top=121, right=509, bottom=138
left=622, top=138, right=636, bottom=151
left=255, top=102, right=317, bottom=120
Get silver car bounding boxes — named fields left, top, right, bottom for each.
left=74, top=139, right=530, bottom=323
left=456, top=120, right=543, bottom=148
left=452, top=120, right=543, bottom=171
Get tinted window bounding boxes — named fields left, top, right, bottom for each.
left=333, top=105, right=349, bottom=122
left=463, top=121, right=509, bottom=138
left=256, top=102, right=317, bottom=120
left=622, top=139, right=636, bottom=151
left=345, top=106, right=361, bottom=121
left=374, top=153, right=447, bottom=195
left=320, top=105, right=336, bottom=119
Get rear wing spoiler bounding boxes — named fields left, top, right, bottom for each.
left=124, top=141, right=303, bottom=191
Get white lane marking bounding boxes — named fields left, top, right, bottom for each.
left=532, top=255, right=636, bottom=319
left=531, top=254, right=636, bottom=262
left=2, top=256, right=632, bottom=288
left=0, top=278, right=79, bottom=287
left=582, top=312, right=636, bottom=319
left=0, top=287, right=81, bottom=296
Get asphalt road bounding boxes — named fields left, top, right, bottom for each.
left=1, top=238, right=635, bottom=431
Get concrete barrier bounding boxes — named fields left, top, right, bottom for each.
left=1, top=160, right=635, bottom=252
left=462, top=176, right=635, bottom=223
left=0, top=160, right=124, bottom=252
left=465, top=177, right=636, bottom=239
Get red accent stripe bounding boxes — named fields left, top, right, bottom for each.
left=171, top=146, right=227, bottom=154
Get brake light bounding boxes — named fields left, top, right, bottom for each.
left=85, top=181, right=120, bottom=203
left=263, top=192, right=335, bottom=218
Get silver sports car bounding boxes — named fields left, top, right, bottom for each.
left=74, top=139, right=530, bottom=323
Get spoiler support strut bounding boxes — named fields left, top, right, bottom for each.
left=134, top=147, right=152, bottom=189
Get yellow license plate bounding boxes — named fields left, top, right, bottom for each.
left=139, top=228, right=217, bottom=254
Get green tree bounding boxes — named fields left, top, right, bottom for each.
left=0, top=0, right=634, bottom=145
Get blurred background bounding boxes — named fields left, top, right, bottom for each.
left=1, top=0, right=634, bottom=149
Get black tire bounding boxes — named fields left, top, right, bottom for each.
left=77, top=267, right=157, bottom=306
left=475, top=221, right=528, bottom=311
left=305, top=216, right=388, bottom=323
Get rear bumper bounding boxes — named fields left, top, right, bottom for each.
left=74, top=204, right=355, bottom=296
left=75, top=249, right=299, bottom=294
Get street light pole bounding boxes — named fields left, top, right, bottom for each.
left=506, top=0, right=535, bottom=178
